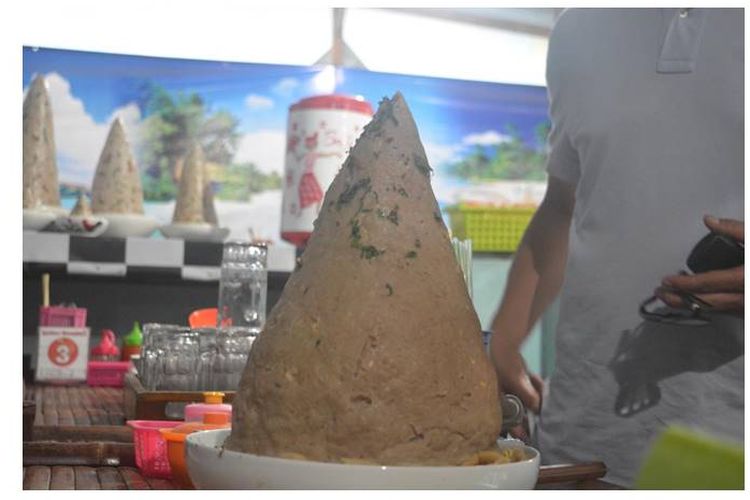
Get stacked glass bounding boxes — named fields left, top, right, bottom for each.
left=134, top=241, right=267, bottom=391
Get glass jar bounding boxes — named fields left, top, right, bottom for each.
left=216, top=241, right=268, bottom=334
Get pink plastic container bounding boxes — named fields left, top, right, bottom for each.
left=87, top=361, right=131, bottom=387
left=184, top=392, right=233, bottom=423
left=127, top=420, right=181, bottom=478
left=39, top=306, right=87, bottom=327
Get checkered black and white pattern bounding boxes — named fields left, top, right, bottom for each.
left=23, top=232, right=296, bottom=280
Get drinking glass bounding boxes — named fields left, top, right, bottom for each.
left=194, top=327, right=218, bottom=391
left=213, top=327, right=257, bottom=390
left=160, top=328, right=199, bottom=391
left=140, top=323, right=183, bottom=390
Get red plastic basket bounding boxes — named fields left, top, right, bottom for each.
left=127, top=420, right=181, bottom=478
left=87, top=361, right=131, bottom=387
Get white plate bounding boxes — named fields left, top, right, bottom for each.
left=186, top=429, right=540, bottom=490
left=23, top=207, right=66, bottom=231
left=42, top=215, right=109, bottom=237
left=160, top=222, right=230, bottom=242
left=96, top=213, right=158, bottom=239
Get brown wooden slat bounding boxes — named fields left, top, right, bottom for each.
left=67, top=385, right=84, bottom=415
left=23, top=465, right=51, bottom=490
left=97, top=467, right=127, bottom=490
left=72, top=408, right=92, bottom=425
left=49, top=466, right=75, bottom=490
left=24, top=441, right=136, bottom=467
left=537, top=462, right=607, bottom=485
left=109, top=411, right=126, bottom=425
left=34, top=387, right=44, bottom=426
left=88, top=408, right=109, bottom=425
left=79, top=385, right=95, bottom=410
left=74, top=466, right=101, bottom=490
left=145, top=477, right=176, bottom=490
left=118, top=467, right=151, bottom=490
left=54, top=385, right=71, bottom=409
left=57, top=407, right=76, bottom=426
left=31, top=424, right=133, bottom=443
left=43, top=408, right=59, bottom=426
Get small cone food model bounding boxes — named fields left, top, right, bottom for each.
left=202, top=175, right=219, bottom=225
left=172, top=143, right=218, bottom=225
left=91, top=118, right=144, bottom=214
left=23, top=75, right=61, bottom=210
left=70, top=192, right=92, bottom=217
left=226, top=93, right=501, bottom=465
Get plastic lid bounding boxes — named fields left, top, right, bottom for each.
left=92, top=329, right=120, bottom=356
left=203, top=392, right=225, bottom=405
left=160, top=413, right=230, bottom=442
left=123, top=321, right=143, bottom=347
left=289, top=94, right=373, bottom=116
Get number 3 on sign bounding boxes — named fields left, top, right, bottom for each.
left=48, top=337, right=78, bottom=367
left=36, top=326, right=90, bottom=382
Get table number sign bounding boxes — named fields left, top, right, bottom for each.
left=36, top=326, right=90, bottom=382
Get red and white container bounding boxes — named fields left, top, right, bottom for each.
left=281, top=95, right=374, bottom=246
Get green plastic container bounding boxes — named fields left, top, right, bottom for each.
left=446, top=205, right=536, bottom=253
left=636, top=426, right=744, bottom=490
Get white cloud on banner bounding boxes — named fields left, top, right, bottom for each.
left=39, top=72, right=144, bottom=187
left=272, top=77, right=300, bottom=96
left=462, top=130, right=512, bottom=146
left=423, top=141, right=462, bottom=168
left=423, top=129, right=513, bottom=170
left=234, top=129, right=286, bottom=174
left=244, top=93, right=274, bottom=110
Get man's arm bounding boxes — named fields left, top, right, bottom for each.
left=489, top=175, right=575, bottom=413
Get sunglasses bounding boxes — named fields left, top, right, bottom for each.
left=638, top=229, right=743, bottom=326
left=638, top=293, right=711, bottom=326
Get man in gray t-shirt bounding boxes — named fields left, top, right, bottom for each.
left=490, top=9, right=743, bottom=486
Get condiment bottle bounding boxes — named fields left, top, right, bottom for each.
left=121, top=321, right=143, bottom=361
left=184, top=391, right=232, bottom=423
left=160, top=412, right=231, bottom=489
left=91, top=329, right=120, bottom=361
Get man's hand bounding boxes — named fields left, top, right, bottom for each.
left=490, top=336, right=544, bottom=440
left=656, top=216, right=744, bottom=315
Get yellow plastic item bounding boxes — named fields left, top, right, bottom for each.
left=203, top=392, right=224, bottom=404
left=160, top=412, right=231, bottom=489
left=446, top=205, right=537, bottom=253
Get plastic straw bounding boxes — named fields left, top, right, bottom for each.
left=42, top=273, right=50, bottom=307
left=451, top=238, right=473, bottom=299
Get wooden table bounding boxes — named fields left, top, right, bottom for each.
left=23, top=466, right=175, bottom=490
left=23, top=384, right=622, bottom=490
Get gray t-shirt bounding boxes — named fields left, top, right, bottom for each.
left=537, top=8, right=744, bottom=487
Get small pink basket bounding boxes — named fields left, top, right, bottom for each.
left=39, top=306, right=87, bottom=327
left=127, top=420, right=181, bottom=478
left=87, top=361, right=131, bottom=387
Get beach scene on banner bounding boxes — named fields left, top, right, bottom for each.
left=23, top=47, right=550, bottom=246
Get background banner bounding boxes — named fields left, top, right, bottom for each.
left=23, top=47, right=550, bottom=246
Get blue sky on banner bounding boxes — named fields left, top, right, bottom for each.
left=23, top=46, right=549, bottom=188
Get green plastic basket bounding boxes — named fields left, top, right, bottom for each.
left=446, top=205, right=537, bottom=253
